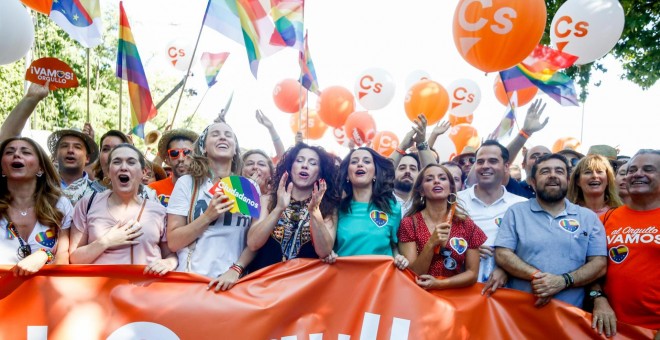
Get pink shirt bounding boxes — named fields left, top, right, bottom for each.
left=73, top=190, right=167, bottom=265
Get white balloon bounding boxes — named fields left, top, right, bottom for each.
left=165, top=37, right=195, bottom=72
left=353, top=67, right=395, bottom=110
left=447, top=79, right=481, bottom=117
left=550, top=0, right=625, bottom=65
left=0, top=1, right=35, bottom=65
left=432, top=133, right=458, bottom=162
left=405, top=70, right=431, bottom=91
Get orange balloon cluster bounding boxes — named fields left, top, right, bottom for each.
left=317, top=86, right=355, bottom=128
left=344, top=111, right=377, bottom=146
left=552, top=137, right=581, bottom=153
left=273, top=79, right=307, bottom=113
left=404, top=80, right=449, bottom=125
left=452, top=0, right=547, bottom=72
left=289, top=110, right=328, bottom=140
left=494, top=75, right=538, bottom=107
left=372, top=131, right=399, bottom=157
left=449, top=124, right=480, bottom=155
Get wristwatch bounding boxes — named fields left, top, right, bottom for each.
left=589, top=290, right=607, bottom=300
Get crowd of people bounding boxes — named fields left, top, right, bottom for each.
left=1, top=82, right=658, bottom=337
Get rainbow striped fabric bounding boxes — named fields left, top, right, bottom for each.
left=200, top=52, right=230, bottom=87
left=116, top=1, right=157, bottom=138
left=499, top=45, right=580, bottom=107
left=271, top=0, right=304, bottom=51
left=299, top=33, right=320, bottom=95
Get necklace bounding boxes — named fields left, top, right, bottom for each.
left=12, top=206, right=31, bottom=217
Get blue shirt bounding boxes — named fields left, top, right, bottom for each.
left=335, top=200, right=401, bottom=257
left=495, top=198, right=607, bottom=307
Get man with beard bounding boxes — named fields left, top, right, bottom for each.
left=149, top=129, right=198, bottom=207
left=494, top=153, right=607, bottom=308
left=393, top=153, right=419, bottom=215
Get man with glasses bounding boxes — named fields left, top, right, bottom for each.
left=494, top=153, right=607, bottom=308
left=452, top=146, right=477, bottom=187
left=149, top=129, right=198, bottom=207
left=558, top=147, right=584, bottom=175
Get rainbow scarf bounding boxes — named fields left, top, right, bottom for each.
left=116, top=1, right=157, bottom=138
left=200, top=52, right=230, bottom=88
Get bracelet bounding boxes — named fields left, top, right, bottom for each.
left=566, top=272, right=574, bottom=287
left=562, top=273, right=570, bottom=288
left=519, top=130, right=530, bottom=139
left=395, top=147, right=406, bottom=155
left=39, top=248, right=55, bottom=264
left=272, top=136, right=281, bottom=142
left=530, top=269, right=541, bottom=280
left=416, top=141, right=429, bottom=151
left=229, top=263, right=244, bottom=276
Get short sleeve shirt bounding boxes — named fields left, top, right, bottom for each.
left=334, top=200, right=401, bottom=257
left=494, top=198, right=607, bottom=307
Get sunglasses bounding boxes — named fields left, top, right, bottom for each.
left=569, top=158, right=580, bottom=167
left=168, top=148, right=192, bottom=159
left=457, top=157, right=476, bottom=166
left=609, top=161, right=619, bottom=172
left=440, top=248, right=457, bottom=270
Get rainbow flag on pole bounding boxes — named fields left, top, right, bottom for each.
left=491, top=93, right=517, bottom=140
left=200, top=52, right=230, bottom=88
left=50, top=0, right=102, bottom=48
left=116, top=1, right=157, bottom=138
left=270, top=0, right=304, bottom=51
left=499, top=45, right=580, bottom=106
left=299, top=33, right=320, bottom=95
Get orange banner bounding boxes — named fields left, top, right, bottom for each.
left=0, top=257, right=655, bottom=339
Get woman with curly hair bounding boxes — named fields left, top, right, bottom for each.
left=246, top=143, right=338, bottom=272
left=333, top=147, right=408, bottom=269
left=567, top=154, right=623, bottom=216
left=167, top=122, right=255, bottom=292
left=0, top=137, right=73, bottom=275
left=398, top=164, right=486, bottom=290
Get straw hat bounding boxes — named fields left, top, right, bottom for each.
left=47, top=128, right=99, bottom=165
left=157, top=129, right=199, bottom=159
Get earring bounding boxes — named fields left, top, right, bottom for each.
left=346, top=178, right=350, bottom=183
left=421, top=196, right=425, bottom=204
left=1, top=173, right=5, bottom=178
left=36, top=172, right=43, bottom=178
left=448, top=193, right=457, bottom=204
left=372, top=177, right=376, bottom=182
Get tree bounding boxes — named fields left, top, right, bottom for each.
left=543, top=0, right=660, bottom=101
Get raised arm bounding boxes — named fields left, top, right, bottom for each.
left=0, top=81, right=50, bottom=143
left=256, top=109, right=285, bottom=160
left=506, top=99, right=548, bottom=163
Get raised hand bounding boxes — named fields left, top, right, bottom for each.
left=428, top=222, right=451, bottom=248
left=275, top=172, right=293, bottom=210
left=83, top=122, right=95, bottom=140
left=255, top=109, right=274, bottom=129
left=522, top=99, right=549, bottom=134
left=25, top=81, right=50, bottom=101
left=432, top=120, right=451, bottom=137
left=308, top=179, right=326, bottom=211
left=412, top=114, right=428, bottom=145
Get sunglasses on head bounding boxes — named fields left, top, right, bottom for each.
left=569, top=158, right=580, bottom=167
left=458, top=157, right=476, bottom=166
left=168, top=148, right=192, bottom=159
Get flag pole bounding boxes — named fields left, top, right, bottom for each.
left=86, top=48, right=91, bottom=123
left=118, top=79, right=123, bottom=131
left=184, top=87, right=210, bottom=128
left=170, top=0, right=212, bottom=130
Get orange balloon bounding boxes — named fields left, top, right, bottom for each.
left=21, top=0, right=52, bottom=14
left=289, top=110, right=328, bottom=140
left=273, top=79, right=307, bottom=113
left=404, top=80, right=449, bottom=125
left=316, top=86, right=355, bottom=128
left=344, top=111, right=377, bottom=146
left=448, top=124, right=480, bottom=154
left=493, top=75, right=538, bottom=107
left=552, top=137, right=581, bottom=153
left=372, top=131, right=400, bottom=157
left=452, top=0, right=547, bottom=72
left=448, top=114, right=474, bottom=126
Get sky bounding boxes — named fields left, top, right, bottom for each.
left=108, top=0, right=659, bottom=161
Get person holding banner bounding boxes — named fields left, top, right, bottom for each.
left=333, top=147, right=408, bottom=269
left=69, top=144, right=176, bottom=276
left=398, top=164, right=486, bottom=290
left=167, top=122, right=255, bottom=291
left=0, top=137, right=73, bottom=274
left=246, top=143, right=339, bottom=272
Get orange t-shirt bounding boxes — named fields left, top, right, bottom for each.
left=601, top=206, right=660, bottom=330
left=149, top=176, right=175, bottom=207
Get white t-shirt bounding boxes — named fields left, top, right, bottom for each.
left=0, top=196, right=73, bottom=264
left=457, top=185, right=527, bottom=282
left=167, top=175, right=252, bottom=278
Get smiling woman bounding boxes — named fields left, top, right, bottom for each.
left=0, top=137, right=73, bottom=275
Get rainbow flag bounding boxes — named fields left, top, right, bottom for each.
left=299, top=33, right=320, bottom=95
left=200, top=52, right=230, bottom=87
left=116, top=1, right=157, bottom=138
left=491, top=93, right=517, bottom=140
left=499, top=45, right=580, bottom=107
left=205, top=0, right=285, bottom=78
left=270, top=0, right=304, bottom=51
left=50, top=0, right=102, bottom=48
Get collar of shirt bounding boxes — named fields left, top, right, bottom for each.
left=529, top=198, right=578, bottom=217
left=466, top=185, right=510, bottom=207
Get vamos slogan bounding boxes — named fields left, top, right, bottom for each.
left=25, top=57, right=79, bottom=90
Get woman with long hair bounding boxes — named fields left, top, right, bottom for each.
left=69, top=144, right=176, bottom=275
left=398, top=164, right=486, bottom=290
left=246, top=143, right=338, bottom=272
left=0, top=137, right=73, bottom=275
left=241, top=149, right=274, bottom=196
left=333, top=147, right=408, bottom=269
left=167, top=122, right=255, bottom=292
left=568, top=154, right=623, bottom=216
